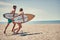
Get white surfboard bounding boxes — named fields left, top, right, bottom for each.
left=3, top=13, right=35, bottom=23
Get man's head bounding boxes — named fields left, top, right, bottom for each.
left=13, top=5, right=17, bottom=9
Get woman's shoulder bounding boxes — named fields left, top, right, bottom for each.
left=19, top=11, right=24, bottom=13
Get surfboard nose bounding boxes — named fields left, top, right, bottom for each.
left=3, top=14, right=5, bottom=18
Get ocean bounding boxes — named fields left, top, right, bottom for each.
left=0, top=20, right=60, bottom=24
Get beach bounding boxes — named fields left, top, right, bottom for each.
left=0, top=23, right=60, bottom=40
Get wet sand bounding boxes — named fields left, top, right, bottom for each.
left=0, top=23, right=60, bottom=40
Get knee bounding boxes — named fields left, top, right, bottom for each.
left=13, top=22, right=16, bottom=24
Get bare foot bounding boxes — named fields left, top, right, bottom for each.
left=12, top=28, right=18, bottom=33
left=4, top=31, right=6, bottom=34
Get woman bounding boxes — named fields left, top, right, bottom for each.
left=12, top=8, right=25, bottom=34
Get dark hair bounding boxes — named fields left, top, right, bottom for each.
left=20, top=8, right=23, bottom=11
left=13, top=5, right=17, bottom=9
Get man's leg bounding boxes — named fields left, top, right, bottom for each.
left=12, top=22, right=16, bottom=32
left=4, top=23, right=10, bottom=34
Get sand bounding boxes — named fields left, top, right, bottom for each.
left=0, top=23, right=60, bottom=40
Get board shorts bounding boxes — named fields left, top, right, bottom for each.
left=8, top=19, right=12, bottom=23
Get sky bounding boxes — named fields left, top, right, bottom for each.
left=0, top=0, right=60, bottom=22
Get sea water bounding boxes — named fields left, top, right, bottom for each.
left=0, top=20, right=60, bottom=24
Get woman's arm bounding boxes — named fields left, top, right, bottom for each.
left=21, top=12, right=25, bottom=22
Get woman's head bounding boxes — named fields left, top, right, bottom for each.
left=19, top=8, right=23, bottom=11
left=13, top=5, right=17, bottom=9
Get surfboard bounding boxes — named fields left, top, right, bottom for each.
left=3, top=13, right=35, bottom=23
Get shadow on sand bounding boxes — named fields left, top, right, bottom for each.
left=12, top=32, right=43, bottom=36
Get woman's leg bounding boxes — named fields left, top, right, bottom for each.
left=15, top=23, right=22, bottom=33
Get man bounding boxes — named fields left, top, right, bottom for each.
left=4, top=5, right=17, bottom=34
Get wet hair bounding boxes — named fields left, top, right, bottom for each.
left=20, top=8, right=23, bottom=11
left=13, top=5, right=17, bottom=9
